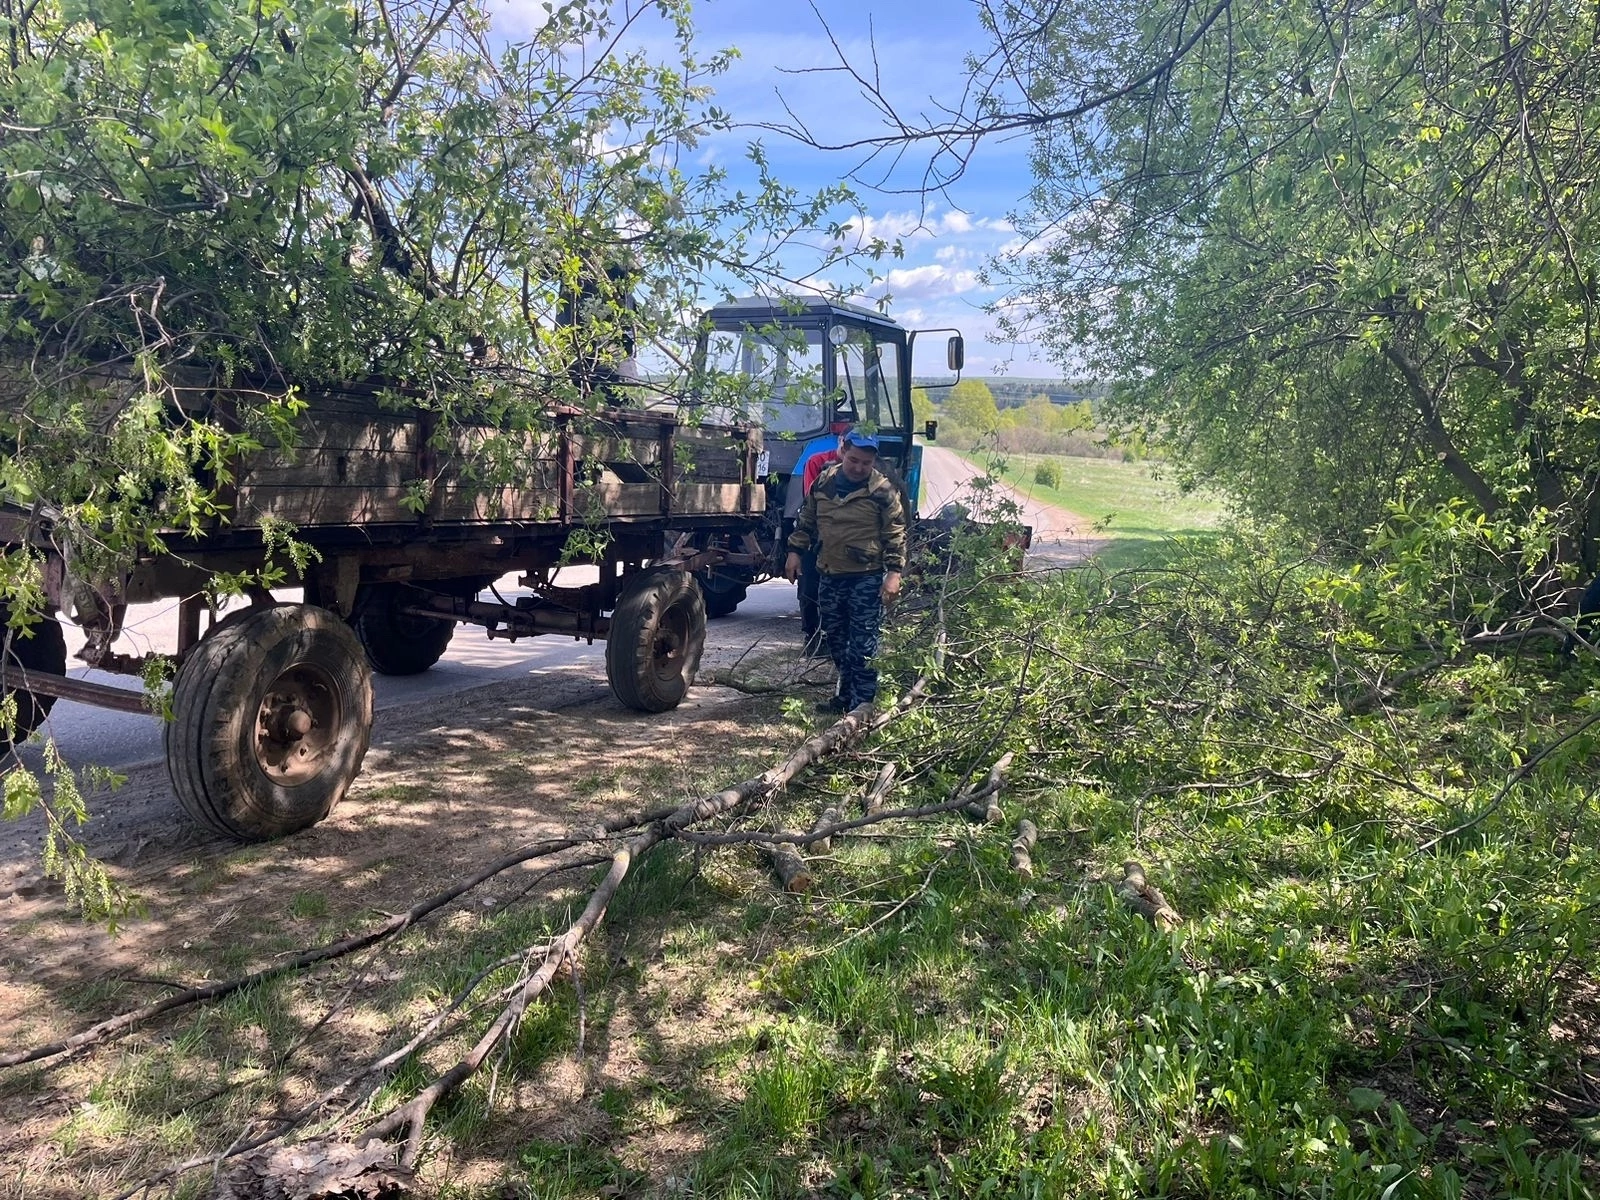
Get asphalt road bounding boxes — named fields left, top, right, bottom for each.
left=27, top=570, right=804, bottom=775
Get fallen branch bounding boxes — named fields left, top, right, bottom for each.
left=364, top=835, right=645, bottom=1168
left=1342, top=616, right=1578, bottom=715
left=962, top=751, right=1014, bottom=823
left=112, top=944, right=550, bottom=1200
left=699, top=668, right=786, bottom=695
left=1415, top=707, right=1600, bottom=854
left=763, top=843, right=814, bottom=893
left=19, top=712, right=931, bottom=1074
left=863, top=762, right=897, bottom=814
left=1011, top=820, right=1038, bottom=879
left=762, top=739, right=987, bottom=893
left=681, top=791, right=991, bottom=850
left=681, top=751, right=1017, bottom=852
left=1116, top=860, right=1182, bottom=931
left=215, top=1137, right=410, bottom=1200
left=808, top=805, right=843, bottom=854
left=964, top=792, right=1004, bottom=824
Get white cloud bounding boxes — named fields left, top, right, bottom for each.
left=872, top=263, right=981, bottom=299
left=482, top=0, right=1061, bottom=377
left=851, top=208, right=981, bottom=244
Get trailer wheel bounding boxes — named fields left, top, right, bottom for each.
left=166, top=604, right=373, bottom=841
left=0, top=614, right=66, bottom=745
left=351, top=582, right=456, bottom=675
left=606, top=568, right=706, bottom=712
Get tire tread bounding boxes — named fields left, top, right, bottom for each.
left=166, top=605, right=373, bottom=840
left=605, top=569, right=706, bottom=713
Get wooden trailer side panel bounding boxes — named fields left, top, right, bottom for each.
left=224, top=392, right=760, bottom=533
left=230, top=395, right=426, bottom=527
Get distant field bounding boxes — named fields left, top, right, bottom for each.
left=984, top=452, right=1226, bottom=565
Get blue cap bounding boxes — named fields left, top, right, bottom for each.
left=843, top=429, right=880, bottom=451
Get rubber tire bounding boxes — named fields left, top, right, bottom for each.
left=166, top=604, right=373, bottom=841
left=696, top=568, right=749, bottom=619
left=0, top=614, right=66, bottom=745
left=351, top=582, right=456, bottom=675
left=605, top=568, right=706, bottom=713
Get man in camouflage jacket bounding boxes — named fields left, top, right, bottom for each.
left=783, top=431, right=908, bottom=712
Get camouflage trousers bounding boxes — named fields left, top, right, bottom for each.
left=818, top=571, right=883, bottom=710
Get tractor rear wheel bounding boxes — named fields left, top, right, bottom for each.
left=696, top=568, right=749, bottom=619
left=351, top=582, right=457, bottom=676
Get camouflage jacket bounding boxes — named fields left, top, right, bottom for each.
left=788, top=463, right=908, bottom=575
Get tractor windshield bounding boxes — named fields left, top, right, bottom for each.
left=697, top=323, right=827, bottom=438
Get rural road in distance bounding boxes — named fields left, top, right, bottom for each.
left=919, top=445, right=1103, bottom=566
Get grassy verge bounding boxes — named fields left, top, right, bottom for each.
left=485, top=535, right=1600, bottom=1198
left=983, top=450, right=1225, bottom=568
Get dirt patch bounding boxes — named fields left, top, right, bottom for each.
left=0, top=606, right=831, bottom=1198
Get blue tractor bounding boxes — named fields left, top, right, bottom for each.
left=681, top=295, right=965, bottom=618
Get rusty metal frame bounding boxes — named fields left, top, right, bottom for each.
left=0, top=666, right=152, bottom=714
left=399, top=594, right=611, bottom=643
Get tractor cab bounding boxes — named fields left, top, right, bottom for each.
left=678, top=295, right=966, bottom=617
left=696, top=295, right=960, bottom=524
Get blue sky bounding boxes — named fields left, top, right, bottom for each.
left=494, top=0, right=1055, bottom=376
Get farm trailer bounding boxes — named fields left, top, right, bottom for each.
left=0, top=383, right=764, bottom=841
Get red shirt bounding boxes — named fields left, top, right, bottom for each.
left=802, top=449, right=841, bottom=496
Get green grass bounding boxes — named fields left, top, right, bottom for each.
left=18, top=552, right=1600, bottom=1199
left=288, top=890, right=328, bottom=920
left=980, top=451, right=1226, bottom=567
left=528, top=534, right=1599, bottom=1200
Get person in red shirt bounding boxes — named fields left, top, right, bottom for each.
left=803, top=429, right=848, bottom=494
left=794, top=421, right=853, bottom=654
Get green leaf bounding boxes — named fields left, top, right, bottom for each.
left=1347, top=1086, right=1386, bottom=1112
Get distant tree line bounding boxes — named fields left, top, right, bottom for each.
left=911, top=377, right=1105, bottom=410
left=916, top=378, right=1133, bottom=460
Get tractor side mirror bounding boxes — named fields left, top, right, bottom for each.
left=924, top=419, right=939, bottom=441
left=946, top=336, right=965, bottom=372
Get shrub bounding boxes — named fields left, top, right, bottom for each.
left=1033, top=460, right=1063, bottom=489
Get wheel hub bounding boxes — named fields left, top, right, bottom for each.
left=255, top=663, right=342, bottom=785
left=650, top=607, right=691, bottom=682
